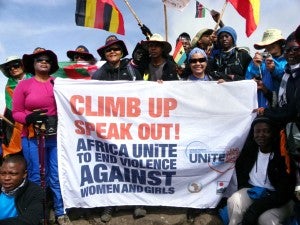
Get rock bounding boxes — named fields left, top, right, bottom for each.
left=63, top=207, right=222, bottom=225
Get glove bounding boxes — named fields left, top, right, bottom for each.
left=25, top=109, right=48, bottom=125
left=140, top=24, right=152, bottom=38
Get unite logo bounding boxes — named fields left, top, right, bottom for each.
left=185, top=141, right=240, bottom=173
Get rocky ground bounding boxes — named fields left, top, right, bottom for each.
left=49, top=207, right=223, bottom=225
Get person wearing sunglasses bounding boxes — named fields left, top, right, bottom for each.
left=91, top=35, right=143, bottom=222
left=92, top=35, right=142, bottom=81
left=255, top=32, right=300, bottom=224
left=0, top=56, right=32, bottom=158
left=256, top=31, right=300, bottom=123
left=55, top=45, right=99, bottom=79
left=67, top=45, right=97, bottom=65
left=12, top=50, right=73, bottom=225
left=182, top=47, right=214, bottom=81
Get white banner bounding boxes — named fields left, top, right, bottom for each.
left=162, top=0, right=191, bottom=10
left=54, top=79, right=257, bottom=210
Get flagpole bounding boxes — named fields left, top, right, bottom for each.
left=123, top=0, right=143, bottom=26
left=214, top=0, right=228, bottom=31
left=164, top=4, right=168, bottom=41
left=123, top=0, right=152, bottom=38
left=0, top=114, right=17, bottom=128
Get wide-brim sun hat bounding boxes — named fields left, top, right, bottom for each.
left=22, top=50, right=59, bottom=75
left=254, top=28, right=285, bottom=50
left=0, top=56, right=22, bottom=78
left=97, top=35, right=128, bottom=60
left=191, top=28, right=214, bottom=48
left=67, top=45, right=95, bottom=61
left=141, top=33, right=172, bottom=54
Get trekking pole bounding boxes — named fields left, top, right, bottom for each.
left=34, top=121, right=48, bottom=225
left=123, top=0, right=152, bottom=39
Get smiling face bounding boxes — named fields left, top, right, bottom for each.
left=0, top=161, right=27, bottom=192
left=253, top=122, right=273, bottom=152
left=7, top=60, right=25, bottom=80
left=284, top=39, right=300, bottom=65
left=189, top=52, right=207, bottom=78
left=104, top=44, right=123, bottom=66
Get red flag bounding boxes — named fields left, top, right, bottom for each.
left=75, top=0, right=125, bottom=35
left=227, top=0, right=260, bottom=37
left=195, top=1, right=205, bottom=18
left=54, top=62, right=98, bottom=79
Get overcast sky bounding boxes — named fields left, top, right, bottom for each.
left=0, top=0, right=299, bottom=110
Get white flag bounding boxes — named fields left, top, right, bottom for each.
left=162, top=0, right=191, bottom=10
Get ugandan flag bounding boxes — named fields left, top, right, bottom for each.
left=227, top=0, right=260, bottom=37
left=75, top=0, right=125, bottom=35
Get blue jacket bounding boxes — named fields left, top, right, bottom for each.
left=246, top=55, right=286, bottom=95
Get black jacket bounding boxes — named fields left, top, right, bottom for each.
left=236, top=133, right=296, bottom=225
left=92, top=58, right=142, bottom=81
left=208, top=47, right=252, bottom=81
left=144, top=57, right=178, bottom=81
left=0, top=180, right=45, bottom=225
left=264, top=66, right=300, bottom=126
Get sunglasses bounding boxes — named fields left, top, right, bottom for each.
left=74, top=54, right=88, bottom=60
left=189, top=58, right=207, bottom=64
left=35, top=57, right=52, bottom=64
left=284, top=46, right=300, bottom=54
left=105, top=47, right=121, bottom=53
left=7, top=62, right=21, bottom=71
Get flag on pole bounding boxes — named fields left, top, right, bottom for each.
left=195, top=1, right=205, bottom=18
left=227, top=0, right=260, bottom=37
left=162, top=0, right=191, bottom=11
left=75, top=0, right=125, bottom=35
left=173, top=41, right=187, bottom=66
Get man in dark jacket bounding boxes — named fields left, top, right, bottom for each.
left=141, top=33, right=178, bottom=81
left=227, top=116, right=296, bottom=225
left=0, top=155, right=44, bottom=225
left=208, top=26, right=252, bottom=81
